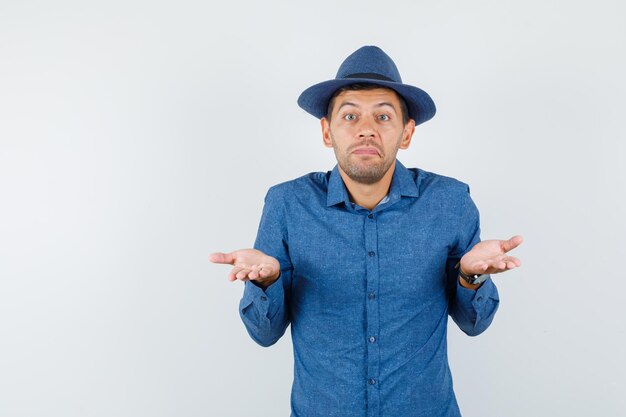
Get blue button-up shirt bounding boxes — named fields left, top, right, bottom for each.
left=239, top=159, right=499, bottom=417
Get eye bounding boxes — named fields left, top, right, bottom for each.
left=378, top=114, right=390, bottom=121
left=344, top=113, right=357, bottom=121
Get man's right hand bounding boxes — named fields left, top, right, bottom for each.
left=209, top=249, right=281, bottom=289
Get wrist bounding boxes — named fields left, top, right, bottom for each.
left=458, top=274, right=481, bottom=290
left=455, top=260, right=487, bottom=289
left=253, top=271, right=281, bottom=290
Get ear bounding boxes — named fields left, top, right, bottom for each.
left=321, top=117, right=333, bottom=148
left=398, top=119, right=415, bottom=150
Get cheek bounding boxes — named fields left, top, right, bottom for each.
left=331, top=123, right=354, bottom=135
left=329, top=126, right=352, bottom=143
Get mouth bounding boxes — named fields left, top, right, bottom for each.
left=351, top=147, right=381, bottom=156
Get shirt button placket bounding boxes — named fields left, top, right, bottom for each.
left=364, top=212, right=380, bottom=416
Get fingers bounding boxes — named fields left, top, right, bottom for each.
left=479, top=255, right=522, bottom=274
left=248, top=264, right=265, bottom=280
left=230, top=267, right=252, bottom=281
left=257, top=264, right=274, bottom=279
left=501, top=235, right=524, bottom=253
left=209, top=252, right=235, bottom=265
left=227, top=264, right=266, bottom=282
left=227, top=267, right=247, bottom=282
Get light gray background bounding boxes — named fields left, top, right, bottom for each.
left=1, top=1, right=625, bottom=416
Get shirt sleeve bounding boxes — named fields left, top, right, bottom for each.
left=239, top=186, right=292, bottom=347
left=446, top=185, right=500, bottom=336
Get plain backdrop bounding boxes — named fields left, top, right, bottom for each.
left=1, top=1, right=625, bottom=416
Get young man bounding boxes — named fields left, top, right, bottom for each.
left=210, top=46, right=523, bottom=417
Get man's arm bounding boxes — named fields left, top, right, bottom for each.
left=447, top=256, right=500, bottom=337
left=446, top=188, right=522, bottom=336
left=209, top=187, right=292, bottom=347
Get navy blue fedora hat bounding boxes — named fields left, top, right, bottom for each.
left=297, top=46, right=436, bottom=126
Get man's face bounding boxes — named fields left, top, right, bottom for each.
left=321, top=88, right=415, bottom=185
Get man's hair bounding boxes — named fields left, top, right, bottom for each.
left=325, top=83, right=410, bottom=125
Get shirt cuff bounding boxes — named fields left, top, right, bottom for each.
left=241, top=275, right=285, bottom=319
left=456, top=275, right=499, bottom=311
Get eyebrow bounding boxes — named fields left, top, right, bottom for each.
left=337, top=101, right=398, bottom=113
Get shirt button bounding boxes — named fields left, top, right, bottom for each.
left=476, top=296, right=483, bottom=302
left=368, top=378, right=376, bottom=385
left=368, top=251, right=375, bottom=257
left=369, top=336, right=376, bottom=343
left=368, top=214, right=374, bottom=219
left=368, top=292, right=376, bottom=300
left=260, top=296, right=267, bottom=301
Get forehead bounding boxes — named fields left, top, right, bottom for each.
left=333, top=88, right=402, bottom=108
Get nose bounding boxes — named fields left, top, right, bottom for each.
left=357, top=116, right=376, bottom=138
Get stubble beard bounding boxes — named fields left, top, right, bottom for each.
left=330, top=131, right=401, bottom=185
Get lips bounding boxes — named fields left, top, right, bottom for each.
left=352, top=147, right=380, bottom=156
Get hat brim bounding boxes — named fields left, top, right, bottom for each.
left=297, top=78, right=436, bottom=126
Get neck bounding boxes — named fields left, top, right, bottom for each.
left=338, top=162, right=396, bottom=211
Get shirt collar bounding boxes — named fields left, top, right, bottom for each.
left=326, top=159, right=420, bottom=208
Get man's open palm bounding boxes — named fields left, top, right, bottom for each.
left=209, top=249, right=280, bottom=285
left=460, top=235, right=523, bottom=276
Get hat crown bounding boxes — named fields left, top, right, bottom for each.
left=335, top=46, right=403, bottom=83
left=297, top=45, right=435, bottom=125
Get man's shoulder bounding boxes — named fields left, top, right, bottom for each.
left=410, top=166, right=471, bottom=196
left=264, top=170, right=331, bottom=201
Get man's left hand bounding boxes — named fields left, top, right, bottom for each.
left=459, top=235, right=524, bottom=279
